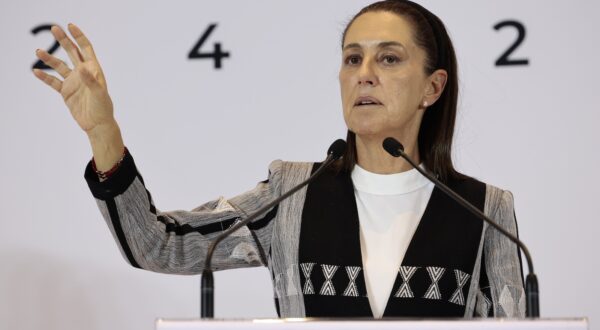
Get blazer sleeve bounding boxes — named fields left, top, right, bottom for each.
left=476, top=187, right=526, bottom=317
left=84, top=150, right=282, bottom=275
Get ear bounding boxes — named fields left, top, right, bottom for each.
left=421, top=69, right=447, bottom=108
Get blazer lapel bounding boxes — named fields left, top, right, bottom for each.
left=382, top=177, right=486, bottom=317
left=298, top=164, right=372, bottom=317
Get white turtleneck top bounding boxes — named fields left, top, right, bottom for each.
left=351, top=164, right=434, bottom=318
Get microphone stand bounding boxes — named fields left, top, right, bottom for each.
left=200, top=140, right=346, bottom=318
left=383, top=137, right=539, bottom=318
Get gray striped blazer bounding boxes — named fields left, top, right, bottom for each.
left=85, top=152, right=525, bottom=318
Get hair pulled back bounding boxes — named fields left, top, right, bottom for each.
left=339, top=0, right=464, bottom=183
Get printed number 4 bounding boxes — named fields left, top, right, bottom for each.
left=188, top=23, right=230, bottom=69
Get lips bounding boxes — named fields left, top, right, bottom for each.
left=354, top=96, right=383, bottom=106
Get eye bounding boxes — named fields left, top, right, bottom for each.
left=380, top=54, right=400, bottom=65
left=344, top=54, right=362, bottom=66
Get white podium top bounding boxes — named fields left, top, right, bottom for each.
left=156, top=318, right=588, bottom=330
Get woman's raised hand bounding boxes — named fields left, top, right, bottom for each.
left=33, top=23, right=124, bottom=171
left=33, top=23, right=114, bottom=133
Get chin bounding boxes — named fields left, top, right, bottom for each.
left=348, top=118, right=387, bottom=138
left=350, top=127, right=388, bottom=140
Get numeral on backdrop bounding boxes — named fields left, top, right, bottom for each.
left=494, top=20, right=529, bottom=67
left=188, top=23, right=231, bottom=69
left=31, top=24, right=61, bottom=70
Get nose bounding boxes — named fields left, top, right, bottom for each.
left=358, top=58, right=378, bottom=86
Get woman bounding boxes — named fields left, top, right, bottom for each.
left=33, top=0, right=525, bottom=319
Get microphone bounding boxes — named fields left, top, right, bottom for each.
left=382, top=137, right=539, bottom=318
left=201, top=139, right=347, bottom=318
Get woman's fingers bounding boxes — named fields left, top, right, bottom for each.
left=50, top=25, right=84, bottom=66
left=35, top=49, right=71, bottom=78
left=67, top=23, right=98, bottom=62
left=33, top=69, right=63, bottom=92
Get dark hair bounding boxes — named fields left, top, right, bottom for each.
left=338, top=0, right=465, bottom=183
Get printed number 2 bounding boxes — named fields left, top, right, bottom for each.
left=32, top=24, right=61, bottom=70
left=188, top=23, right=230, bottom=69
left=494, top=20, right=529, bottom=66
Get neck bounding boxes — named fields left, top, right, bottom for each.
left=355, top=133, right=420, bottom=174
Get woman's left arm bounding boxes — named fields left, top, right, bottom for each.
left=480, top=188, right=526, bottom=317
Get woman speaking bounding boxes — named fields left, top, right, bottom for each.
left=33, top=0, right=525, bottom=319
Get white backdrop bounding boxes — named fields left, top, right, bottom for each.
left=1, top=1, right=598, bottom=329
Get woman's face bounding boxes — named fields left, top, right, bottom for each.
left=339, top=11, right=435, bottom=140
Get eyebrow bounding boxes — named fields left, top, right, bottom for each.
left=343, top=41, right=406, bottom=51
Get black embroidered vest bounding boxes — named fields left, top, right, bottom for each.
left=296, top=164, right=486, bottom=317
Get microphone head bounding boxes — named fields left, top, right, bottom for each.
left=382, top=137, right=404, bottom=157
left=327, top=139, right=347, bottom=160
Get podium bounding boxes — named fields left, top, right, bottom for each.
left=156, top=318, right=588, bottom=330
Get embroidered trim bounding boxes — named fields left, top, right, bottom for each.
left=395, top=266, right=419, bottom=298
left=449, top=269, right=471, bottom=306
left=299, top=262, right=472, bottom=306
left=319, top=264, right=339, bottom=296
left=343, top=266, right=361, bottom=297
left=300, top=263, right=316, bottom=295
left=423, top=267, right=445, bottom=300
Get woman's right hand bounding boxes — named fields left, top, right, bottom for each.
left=33, top=23, right=124, bottom=171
